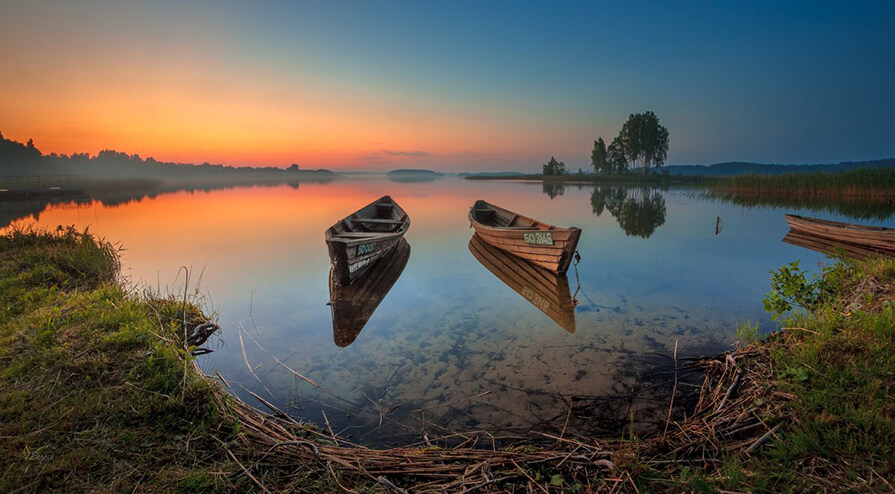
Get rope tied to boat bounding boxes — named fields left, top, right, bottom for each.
left=571, top=250, right=581, bottom=304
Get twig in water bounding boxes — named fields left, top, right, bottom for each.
left=246, top=389, right=298, bottom=423
left=662, top=339, right=678, bottom=440
left=240, top=326, right=321, bottom=388
left=237, top=332, right=275, bottom=399
left=322, top=409, right=339, bottom=446
left=411, top=391, right=492, bottom=413
left=560, top=402, right=573, bottom=440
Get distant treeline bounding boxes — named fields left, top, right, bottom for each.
left=0, top=131, right=334, bottom=181
left=667, top=159, right=895, bottom=176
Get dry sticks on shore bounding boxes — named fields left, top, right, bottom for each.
left=651, top=338, right=795, bottom=462
left=196, top=336, right=793, bottom=492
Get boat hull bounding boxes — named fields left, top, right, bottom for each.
left=327, top=234, right=404, bottom=285
left=784, top=214, right=895, bottom=253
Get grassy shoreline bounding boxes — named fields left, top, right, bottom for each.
left=465, top=173, right=710, bottom=186
left=467, top=168, right=895, bottom=202
left=1, top=228, right=892, bottom=492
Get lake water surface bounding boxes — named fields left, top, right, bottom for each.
left=5, top=177, right=892, bottom=445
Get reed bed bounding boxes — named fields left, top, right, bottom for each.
left=709, top=168, right=895, bottom=199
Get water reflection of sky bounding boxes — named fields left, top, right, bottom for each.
left=4, top=178, right=891, bottom=444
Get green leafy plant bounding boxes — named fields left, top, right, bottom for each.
left=763, top=261, right=832, bottom=320
left=735, top=321, right=760, bottom=345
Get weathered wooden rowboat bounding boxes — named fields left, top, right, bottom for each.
left=329, top=238, right=410, bottom=347
left=326, top=195, right=410, bottom=285
left=782, top=230, right=889, bottom=261
left=469, top=234, right=576, bottom=333
left=468, top=200, right=581, bottom=274
left=784, top=214, right=895, bottom=253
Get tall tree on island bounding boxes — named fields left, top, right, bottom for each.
left=617, top=111, right=669, bottom=174
left=542, top=156, right=566, bottom=176
left=591, top=138, right=608, bottom=174
left=607, top=136, right=628, bottom=173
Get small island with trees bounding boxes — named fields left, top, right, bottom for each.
left=469, top=110, right=678, bottom=184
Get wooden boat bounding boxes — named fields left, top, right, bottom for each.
left=784, top=214, right=895, bottom=253
left=469, top=234, right=576, bottom=333
left=782, top=230, right=889, bottom=261
left=468, top=200, right=581, bottom=274
left=326, top=195, right=410, bottom=285
left=329, top=239, right=410, bottom=347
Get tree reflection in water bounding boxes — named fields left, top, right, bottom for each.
left=590, top=186, right=667, bottom=238
left=542, top=182, right=565, bottom=199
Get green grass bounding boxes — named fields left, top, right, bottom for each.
left=744, top=257, right=895, bottom=491
left=0, top=228, right=338, bottom=493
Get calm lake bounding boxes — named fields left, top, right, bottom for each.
left=4, top=177, right=893, bottom=445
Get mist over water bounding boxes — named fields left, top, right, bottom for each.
left=3, top=177, right=892, bottom=446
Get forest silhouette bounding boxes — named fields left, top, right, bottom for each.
left=0, top=131, right=333, bottom=182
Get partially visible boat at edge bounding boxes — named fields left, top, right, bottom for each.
left=469, top=234, right=576, bottom=333
left=326, top=195, right=410, bottom=285
left=784, top=214, right=895, bottom=254
left=329, top=238, right=410, bottom=347
left=782, top=230, right=886, bottom=261
left=468, top=200, right=581, bottom=274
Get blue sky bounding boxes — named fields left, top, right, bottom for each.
left=1, top=0, right=893, bottom=170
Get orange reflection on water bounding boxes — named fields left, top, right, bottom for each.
left=2, top=180, right=589, bottom=291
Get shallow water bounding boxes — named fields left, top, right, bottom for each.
left=4, top=177, right=892, bottom=445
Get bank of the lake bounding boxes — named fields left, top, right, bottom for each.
left=1, top=228, right=892, bottom=492
left=468, top=167, right=895, bottom=201
left=466, top=172, right=710, bottom=186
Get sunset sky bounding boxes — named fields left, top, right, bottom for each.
left=1, top=1, right=893, bottom=171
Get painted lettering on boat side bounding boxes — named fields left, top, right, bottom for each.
left=523, top=231, right=553, bottom=245
left=522, top=286, right=551, bottom=311
left=356, top=242, right=377, bottom=255
left=349, top=256, right=373, bottom=274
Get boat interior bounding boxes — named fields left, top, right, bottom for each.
left=471, top=201, right=544, bottom=230
left=331, top=200, right=406, bottom=238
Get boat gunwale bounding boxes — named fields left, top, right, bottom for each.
left=784, top=214, right=894, bottom=235
left=326, top=195, right=411, bottom=242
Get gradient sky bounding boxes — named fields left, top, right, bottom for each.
left=1, top=1, right=893, bottom=171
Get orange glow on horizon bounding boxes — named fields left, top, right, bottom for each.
left=0, top=61, right=562, bottom=171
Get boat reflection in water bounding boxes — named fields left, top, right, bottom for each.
left=782, top=230, right=889, bottom=261
left=468, top=234, right=577, bottom=333
left=329, top=238, right=411, bottom=347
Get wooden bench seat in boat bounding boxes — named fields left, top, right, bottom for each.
left=354, top=218, right=404, bottom=224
